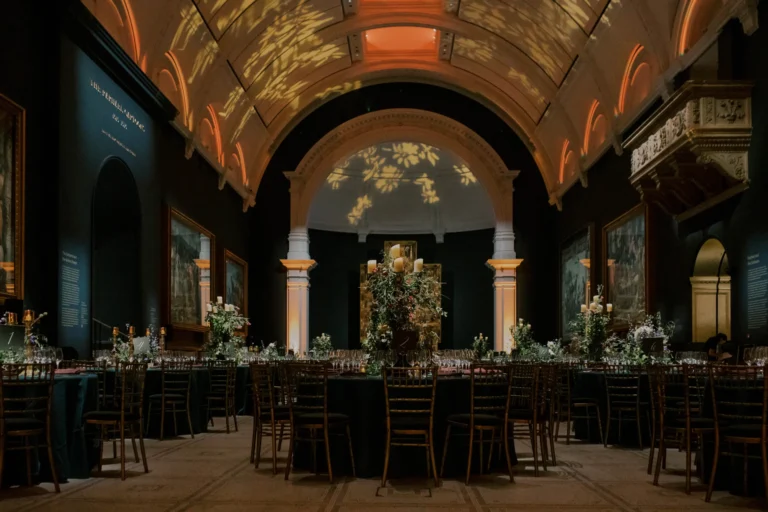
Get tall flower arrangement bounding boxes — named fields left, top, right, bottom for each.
left=364, top=251, right=446, bottom=353
left=569, top=285, right=612, bottom=361
left=204, top=298, right=249, bottom=356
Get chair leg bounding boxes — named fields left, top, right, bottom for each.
left=172, top=403, right=178, bottom=437
left=224, top=399, right=231, bottom=434
left=440, top=425, right=452, bottom=478
left=529, top=422, right=539, bottom=477
left=145, top=402, right=152, bottom=436
left=647, top=417, right=657, bottom=475
left=138, top=421, right=149, bottom=473
left=429, top=431, right=440, bottom=487
left=488, top=429, right=496, bottom=472
left=0, top=436, right=4, bottom=490
left=255, top=420, right=263, bottom=469
left=278, top=423, right=285, bottom=452
left=98, top=426, right=105, bottom=472
left=131, top=424, right=139, bottom=463
left=24, top=436, right=32, bottom=485
left=685, top=429, right=692, bottom=495
left=566, top=405, right=572, bottom=445
left=761, top=435, right=768, bottom=501
left=503, top=422, right=515, bottom=484
left=284, top=429, right=295, bottom=481
left=120, top=422, right=127, bottom=481
left=232, top=399, right=239, bottom=432
left=346, top=424, right=356, bottom=478
left=323, top=428, right=334, bottom=484
left=160, top=400, right=166, bottom=441
left=653, top=434, right=664, bottom=486
left=270, top=418, right=278, bottom=475
left=604, top=410, right=611, bottom=447
left=250, top=418, right=258, bottom=464
left=465, top=426, right=475, bottom=485
left=478, top=429, right=484, bottom=476
left=381, top=429, right=391, bottom=487
left=540, top=424, right=549, bottom=472
left=186, top=402, right=195, bottom=439
left=705, top=435, right=720, bottom=502
left=548, top=422, right=557, bottom=466
left=636, top=410, right=643, bottom=450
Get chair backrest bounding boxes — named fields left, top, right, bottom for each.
left=115, top=362, right=147, bottom=418
left=0, top=363, right=56, bottom=433
left=536, top=364, right=558, bottom=415
left=604, top=365, right=644, bottom=409
left=250, top=362, right=281, bottom=417
left=61, top=359, right=108, bottom=408
left=508, top=363, right=537, bottom=411
left=161, top=360, right=193, bottom=397
left=207, top=361, right=236, bottom=397
left=283, top=362, right=329, bottom=422
left=709, top=365, right=768, bottom=434
left=382, top=366, right=437, bottom=429
left=469, top=363, right=510, bottom=420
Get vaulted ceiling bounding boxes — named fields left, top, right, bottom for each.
left=83, top=0, right=757, bottom=210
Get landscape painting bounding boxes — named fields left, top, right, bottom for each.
left=225, top=250, right=247, bottom=315
left=0, top=94, right=23, bottom=299
left=604, top=205, right=647, bottom=327
left=169, top=209, right=214, bottom=327
left=560, top=227, right=591, bottom=338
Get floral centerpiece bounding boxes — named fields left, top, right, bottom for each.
left=363, top=249, right=446, bottom=356
left=631, top=312, right=675, bottom=363
left=259, top=341, right=281, bottom=361
left=311, top=333, right=333, bottom=358
left=569, top=285, right=612, bottom=361
left=472, top=333, right=489, bottom=360
left=204, top=297, right=249, bottom=358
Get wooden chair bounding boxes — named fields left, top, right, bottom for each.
left=61, top=360, right=108, bottom=409
left=441, top=363, right=514, bottom=484
left=0, top=363, right=59, bottom=492
left=84, top=362, right=148, bottom=480
left=250, top=362, right=290, bottom=473
left=283, top=362, right=355, bottom=483
left=706, top=365, right=768, bottom=502
left=381, top=365, right=439, bottom=487
left=146, top=361, right=194, bottom=440
left=651, top=364, right=714, bottom=494
left=206, top=361, right=238, bottom=433
left=555, top=362, right=604, bottom=445
left=604, top=365, right=651, bottom=449
left=506, top=363, right=549, bottom=476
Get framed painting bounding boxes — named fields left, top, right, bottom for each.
left=0, top=94, right=25, bottom=300
left=560, top=226, right=592, bottom=338
left=603, top=204, right=648, bottom=328
left=168, top=208, right=215, bottom=330
left=224, top=249, right=248, bottom=332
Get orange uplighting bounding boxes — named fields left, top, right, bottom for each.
left=618, top=45, right=644, bottom=114
left=119, top=0, right=141, bottom=64
left=206, top=105, right=224, bottom=165
left=679, top=0, right=698, bottom=55
left=165, top=51, right=190, bottom=127
left=559, top=140, right=570, bottom=183
left=364, top=26, right=438, bottom=61
left=236, top=142, right=247, bottom=185
left=583, top=100, right=600, bottom=154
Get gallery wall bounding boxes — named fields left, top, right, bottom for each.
left=555, top=13, right=768, bottom=345
left=250, top=83, right=559, bottom=347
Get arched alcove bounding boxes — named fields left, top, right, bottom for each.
left=92, top=157, right=142, bottom=333
left=690, top=238, right=730, bottom=342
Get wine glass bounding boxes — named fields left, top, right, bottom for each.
left=55, top=348, right=64, bottom=369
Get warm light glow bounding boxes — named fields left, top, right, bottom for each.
left=236, top=142, right=247, bottom=185
left=347, top=194, right=373, bottom=225
left=618, top=44, right=645, bottom=114
left=559, top=140, right=570, bottom=184
left=164, top=51, right=190, bottom=127
left=206, top=105, right=224, bottom=165
left=364, top=26, right=438, bottom=59
left=583, top=100, right=601, bottom=154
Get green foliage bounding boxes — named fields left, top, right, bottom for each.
left=311, top=333, right=333, bottom=355
left=472, top=333, right=489, bottom=359
left=204, top=303, right=249, bottom=355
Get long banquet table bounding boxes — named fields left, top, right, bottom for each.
left=292, top=375, right=519, bottom=479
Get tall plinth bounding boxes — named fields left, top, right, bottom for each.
left=280, top=259, right=316, bottom=355
left=487, top=259, right=523, bottom=352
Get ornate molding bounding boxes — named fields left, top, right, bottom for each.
left=624, top=81, right=752, bottom=218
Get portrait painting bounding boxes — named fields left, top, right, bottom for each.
left=604, top=205, right=647, bottom=327
left=560, top=227, right=591, bottom=338
left=0, top=94, right=24, bottom=299
left=169, top=209, right=214, bottom=327
left=225, top=250, right=247, bottom=315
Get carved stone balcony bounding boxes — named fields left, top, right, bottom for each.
left=624, top=82, right=752, bottom=220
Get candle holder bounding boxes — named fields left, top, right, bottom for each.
left=128, top=325, right=135, bottom=359
left=159, top=326, right=167, bottom=353
left=112, top=326, right=119, bottom=353
left=23, top=310, right=35, bottom=361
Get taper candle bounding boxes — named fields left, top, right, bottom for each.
left=393, top=257, right=404, bottom=273
left=367, top=260, right=376, bottom=274
left=128, top=325, right=135, bottom=335
left=217, top=296, right=223, bottom=304
left=413, top=258, right=424, bottom=273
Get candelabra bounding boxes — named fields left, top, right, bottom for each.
left=23, top=310, right=47, bottom=361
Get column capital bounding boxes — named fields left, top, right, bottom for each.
left=280, top=259, right=317, bottom=272
left=486, top=259, right=523, bottom=272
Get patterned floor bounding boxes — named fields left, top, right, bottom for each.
left=0, top=416, right=765, bottom=511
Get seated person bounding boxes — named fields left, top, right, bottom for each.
left=705, top=333, right=731, bottom=362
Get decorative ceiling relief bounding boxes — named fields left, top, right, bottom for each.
left=82, top=0, right=758, bottom=209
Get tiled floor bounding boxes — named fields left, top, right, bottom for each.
left=0, top=416, right=765, bottom=511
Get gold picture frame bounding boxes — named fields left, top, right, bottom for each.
left=0, top=94, right=25, bottom=301
left=167, top=207, right=215, bottom=331
left=224, top=249, right=248, bottom=335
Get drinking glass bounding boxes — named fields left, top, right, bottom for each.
left=55, top=348, right=64, bottom=369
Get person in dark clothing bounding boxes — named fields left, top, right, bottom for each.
left=705, top=333, right=729, bottom=362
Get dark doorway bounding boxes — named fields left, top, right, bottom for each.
left=92, top=158, right=141, bottom=343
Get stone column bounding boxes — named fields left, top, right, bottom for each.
left=281, top=227, right=315, bottom=355
left=487, top=258, right=523, bottom=352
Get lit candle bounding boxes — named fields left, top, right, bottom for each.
left=367, top=260, right=376, bottom=274
left=217, top=296, right=223, bottom=304
left=112, top=326, right=119, bottom=336
left=389, top=244, right=401, bottom=259
left=393, top=257, right=404, bottom=273
left=413, top=258, right=424, bottom=273
left=589, top=302, right=597, bottom=311
left=207, top=303, right=213, bottom=312
left=146, top=328, right=150, bottom=336
left=580, top=304, right=587, bottom=313
left=160, top=327, right=166, bottom=336
left=607, top=303, right=613, bottom=313
left=128, top=326, right=135, bottom=335
left=593, top=295, right=599, bottom=303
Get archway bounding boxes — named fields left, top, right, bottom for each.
left=690, top=238, right=730, bottom=342
left=281, top=109, right=522, bottom=354
left=92, top=158, right=142, bottom=344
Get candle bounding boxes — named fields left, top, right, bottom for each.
left=128, top=326, right=135, bottom=335
left=393, top=257, right=404, bottom=273
left=593, top=295, right=599, bottom=303
left=413, top=258, right=424, bottom=273
left=160, top=327, right=166, bottom=336
left=607, top=303, right=613, bottom=313
left=146, top=328, right=150, bottom=336
left=389, top=244, right=401, bottom=259
left=217, top=296, right=223, bottom=304
left=112, top=326, right=119, bottom=336
left=580, top=304, right=587, bottom=313
left=589, top=302, right=597, bottom=311
left=207, top=303, right=213, bottom=312
left=367, top=260, right=377, bottom=274
left=23, top=310, right=34, bottom=322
